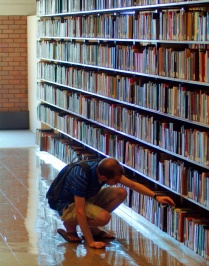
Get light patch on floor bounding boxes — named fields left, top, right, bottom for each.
left=0, top=130, right=37, bottom=148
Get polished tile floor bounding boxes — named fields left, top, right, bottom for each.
left=0, top=142, right=209, bottom=265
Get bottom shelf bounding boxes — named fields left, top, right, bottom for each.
left=115, top=204, right=209, bottom=265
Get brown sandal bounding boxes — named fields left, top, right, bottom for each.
left=92, top=230, right=115, bottom=240
left=57, top=228, right=82, bottom=242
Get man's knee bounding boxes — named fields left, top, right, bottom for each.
left=116, top=187, right=127, bottom=202
left=96, top=210, right=111, bottom=226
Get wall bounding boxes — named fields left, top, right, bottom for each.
left=0, top=0, right=35, bottom=16
left=28, top=15, right=41, bottom=133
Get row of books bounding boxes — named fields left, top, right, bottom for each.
left=36, top=0, right=203, bottom=15
left=37, top=105, right=119, bottom=157
left=125, top=141, right=209, bottom=208
left=37, top=0, right=139, bottom=15
left=159, top=8, right=209, bottom=42
left=36, top=113, right=209, bottom=208
left=167, top=207, right=209, bottom=258
left=36, top=128, right=99, bottom=163
left=37, top=41, right=209, bottom=82
left=37, top=84, right=209, bottom=163
left=158, top=156, right=209, bottom=206
left=37, top=102, right=209, bottom=167
left=128, top=190, right=209, bottom=259
left=38, top=14, right=134, bottom=39
left=37, top=9, right=209, bottom=41
left=37, top=80, right=209, bottom=125
left=39, top=86, right=158, bottom=141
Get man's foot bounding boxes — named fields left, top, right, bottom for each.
left=57, top=228, right=83, bottom=242
left=90, top=228, right=115, bottom=240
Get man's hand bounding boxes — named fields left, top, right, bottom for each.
left=156, top=195, right=175, bottom=206
left=89, top=241, right=106, bottom=249
left=120, top=176, right=176, bottom=207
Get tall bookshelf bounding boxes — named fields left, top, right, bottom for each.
left=36, top=0, right=209, bottom=261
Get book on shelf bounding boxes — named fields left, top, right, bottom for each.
left=175, top=208, right=196, bottom=242
left=36, top=128, right=56, bottom=151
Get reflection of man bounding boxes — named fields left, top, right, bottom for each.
left=56, top=158, right=175, bottom=249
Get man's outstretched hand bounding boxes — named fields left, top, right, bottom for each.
left=156, top=196, right=175, bottom=206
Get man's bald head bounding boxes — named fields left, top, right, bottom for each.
left=97, top=158, right=124, bottom=180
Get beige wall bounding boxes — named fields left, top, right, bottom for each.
left=0, top=0, right=36, bottom=15
left=27, top=15, right=41, bottom=133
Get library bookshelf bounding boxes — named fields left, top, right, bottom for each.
left=36, top=0, right=209, bottom=261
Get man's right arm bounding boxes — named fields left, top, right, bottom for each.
left=74, top=195, right=106, bottom=249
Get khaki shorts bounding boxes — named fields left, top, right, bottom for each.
left=61, top=186, right=115, bottom=222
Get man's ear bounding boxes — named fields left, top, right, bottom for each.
left=100, top=175, right=107, bottom=182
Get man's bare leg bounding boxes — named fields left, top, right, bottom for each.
left=61, top=187, right=127, bottom=240
left=89, top=187, right=127, bottom=237
left=102, top=187, right=127, bottom=213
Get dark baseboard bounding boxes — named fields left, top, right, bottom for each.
left=0, top=111, right=29, bottom=129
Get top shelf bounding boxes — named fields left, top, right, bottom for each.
left=37, top=1, right=209, bottom=17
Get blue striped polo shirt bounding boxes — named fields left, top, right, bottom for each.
left=57, top=161, right=105, bottom=215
